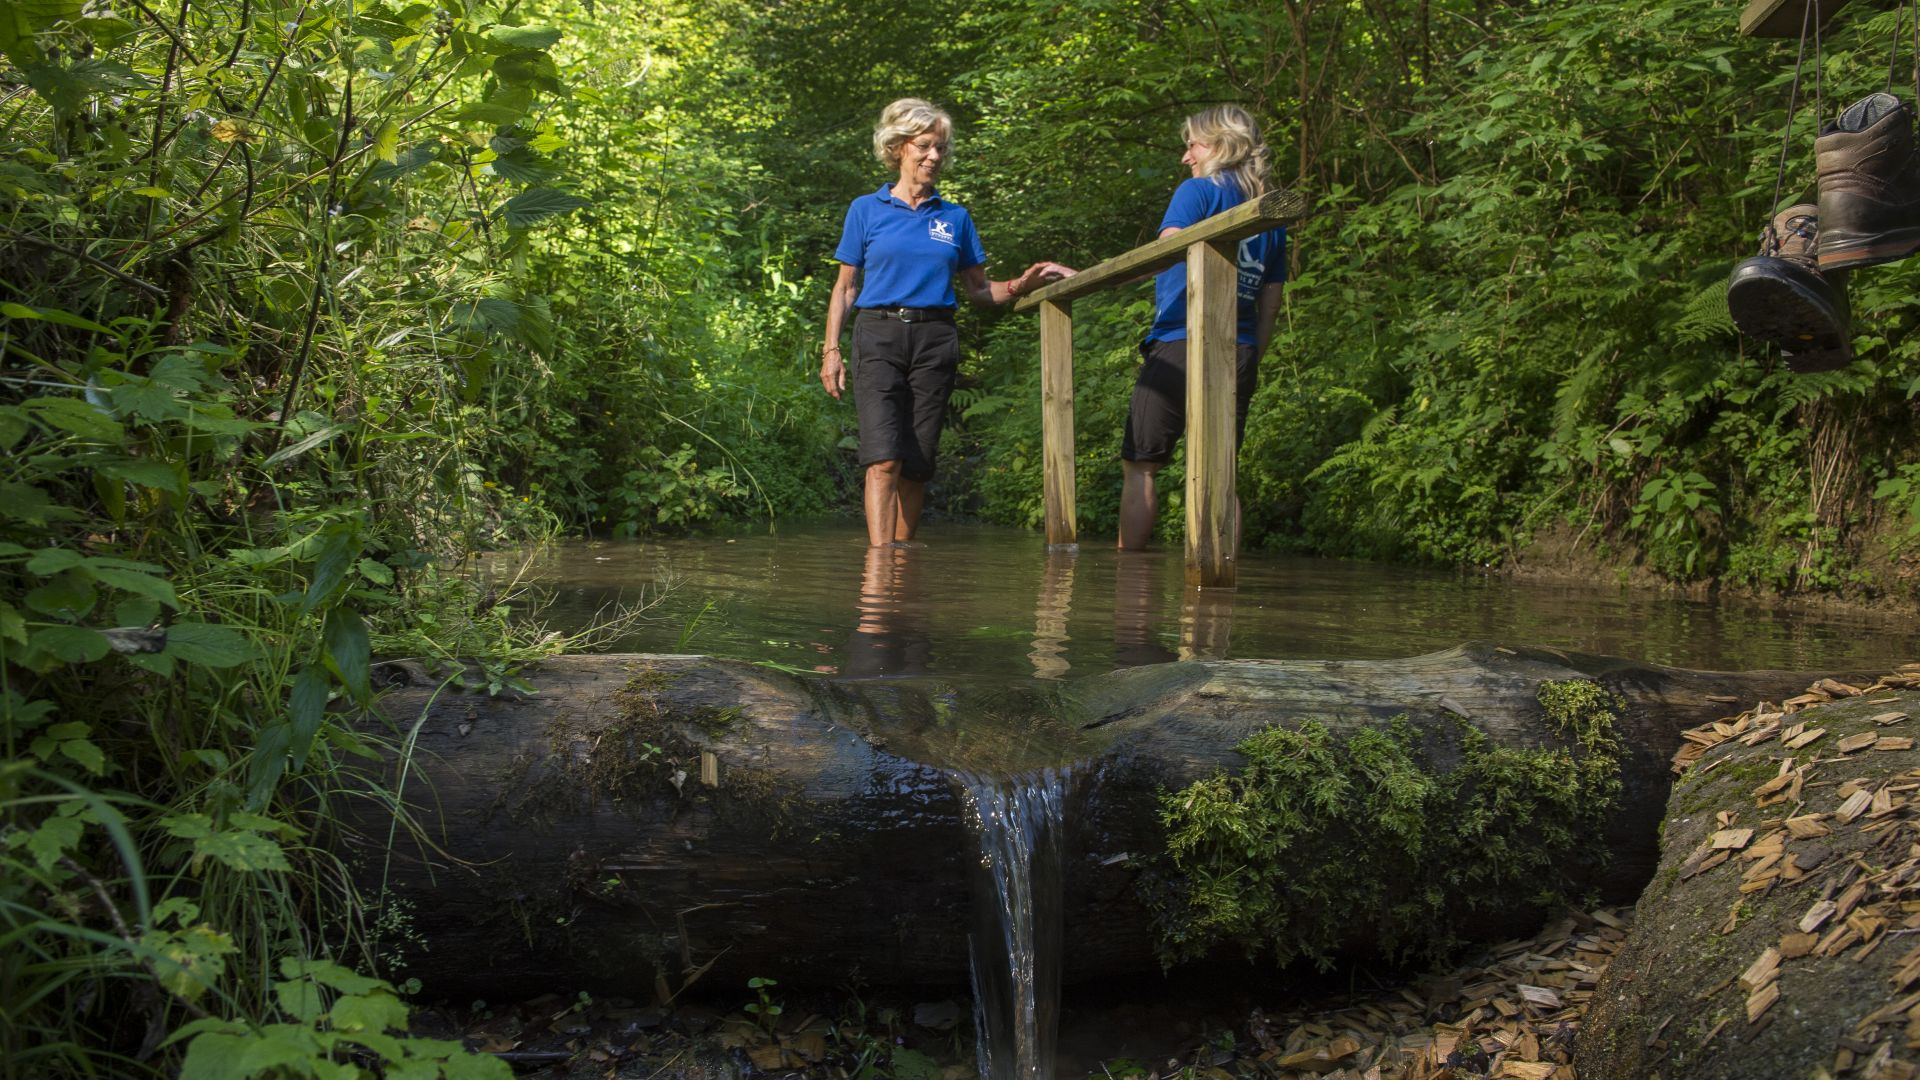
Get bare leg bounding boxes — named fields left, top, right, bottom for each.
left=893, top=478, right=927, bottom=542
left=864, top=461, right=902, bottom=547
left=1118, top=459, right=1162, bottom=550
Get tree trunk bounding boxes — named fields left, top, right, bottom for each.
left=344, top=643, right=1877, bottom=1001
left=1575, top=666, right=1920, bottom=1079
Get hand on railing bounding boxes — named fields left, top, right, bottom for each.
left=1010, top=261, right=1077, bottom=300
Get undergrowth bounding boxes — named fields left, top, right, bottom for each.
left=1147, top=678, right=1625, bottom=969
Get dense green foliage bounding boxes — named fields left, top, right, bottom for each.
left=7, top=0, right=1920, bottom=1071
left=1148, top=680, right=1623, bottom=968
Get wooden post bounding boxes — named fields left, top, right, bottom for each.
left=1184, top=239, right=1238, bottom=588
left=1039, top=299, right=1077, bottom=547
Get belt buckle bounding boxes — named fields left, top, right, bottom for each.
left=898, top=308, right=925, bottom=323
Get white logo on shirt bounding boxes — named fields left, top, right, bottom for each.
left=928, top=219, right=956, bottom=245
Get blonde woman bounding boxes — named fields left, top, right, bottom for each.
left=821, top=98, right=1073, bottom=547
left=1118, top=105, right=1288, bottom=550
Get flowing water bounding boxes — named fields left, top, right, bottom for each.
left=487, top=520, right=1920, bottom=1070
left=954, top=769, right=1069, bottom=1080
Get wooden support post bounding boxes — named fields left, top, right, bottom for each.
left=1039, top=299, right=1077, bottom=547
left=1184, top=239, right=1238, bottom=588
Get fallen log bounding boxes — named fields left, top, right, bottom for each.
left=1575, top=664, right=1920, bottom=1079
left=346, top=643, right=1880, bottom=1000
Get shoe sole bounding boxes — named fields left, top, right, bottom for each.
left=1816, top=225, right=1920, bottom=271
left=1726, top=269, right=1851, bottom=356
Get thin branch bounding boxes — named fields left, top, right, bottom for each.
left=2, top=227, right=169, bottom=299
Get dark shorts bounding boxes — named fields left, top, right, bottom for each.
left=1120, top=338, right=1259, bottom=464
left=852, top=310, right=960, bottom=482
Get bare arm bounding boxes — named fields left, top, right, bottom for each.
left=821, top=264, right=860, bottom=399
left=957, top=261, right=1077, bottom=309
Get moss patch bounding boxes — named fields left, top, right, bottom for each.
left=1145, top=678, right=1624, bottom=969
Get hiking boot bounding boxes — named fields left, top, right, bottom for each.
left=1727, top=202, right=1852, bottom=371
left=1815, top=92, right=1920, bottom=271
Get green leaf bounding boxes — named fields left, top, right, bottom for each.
left=32, top=625, right=109, bottom=663
left=274, top=976, right=327, bottom=1023
left=160, top=813, right=213, bottom=839
left=113, top=596, right=161, bottom=628
left=0, top=406, right=27, bottom=450
left=439, top=1050, right=515, bottom=1080
left=450, top=100, right=525, bottom=125
left=303, top=522, right=362, bottom=613
left=324, top=608, right=371, bottom=703
left=0, top=601, right=26, bottom=644
left=25, top=571, right=97, bottom=619
left=26, top=396, right=122, bottom=441
left=489, top=49, right=563, bottom=94
left=146, top=924, right=237, bottom=1003
left=247, top=723, right=292, bottom=806
left=487, top=147, right=558, bottom=183
left=288, top=666, right=329, bottom=767
left=0, top=482, right=69, bottom=526
left=1, top=302, right=112, bottom=333
left=293, top=958, right=391, bottom=996
left=371, top=119, right=400, bottom=164
left=90, top=566, right=180, bottom=609
left=194, top=829, right=291, bottom=872
left=179, top=1028, right=310, bottom=1080
left=26, top=813, right=84, bottom=869
left=486, top=25, right=561, bottom=50
left=98, top=458, right=185, bottom=495
left=25, top=548, right=84, bottom=575
left=329, top=990, right=410, bottom=1034
left=163, top=623, right=257, bottom=667
left=499, top=188, right=589, bottom=228
left=60, top=736, right=106, bottom=773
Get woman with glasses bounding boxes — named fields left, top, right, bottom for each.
left=821, top=97, right=1074, bottom=547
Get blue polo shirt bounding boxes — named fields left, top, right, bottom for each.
left=834, top=185, right=987, bottom=309
left=1145, top=176, right=1288, bottom=345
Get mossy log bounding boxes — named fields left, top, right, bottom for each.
left=1575, top=668, right=1920, bottom=1079
left=346, top=643, right=1878, bottom=1000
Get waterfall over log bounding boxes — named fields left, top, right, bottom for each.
left=346, top=643, right=1879, bottom=1000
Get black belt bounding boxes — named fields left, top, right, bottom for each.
left=860, top=306, right=955, bottom=323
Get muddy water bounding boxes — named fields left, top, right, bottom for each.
left=493, top=521, right=1916, bottom=678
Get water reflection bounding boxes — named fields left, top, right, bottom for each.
left=843, top=544, right=933, bottom=678
left=498, top=522, right=1918, bottom=678
left=1178, top=585, right=1235, bottom=661
left=1113, top=551, right=1177, bottom=668
left=1028, top=549, right=1076, bottom=680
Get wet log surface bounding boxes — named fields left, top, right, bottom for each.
left=347, top=643, right=1885, bottom=1000
left=1576, top=665, right=1920, bottom=1080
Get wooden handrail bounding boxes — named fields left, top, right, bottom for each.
left=1020, top=183, right=1311, bottom=586
left=1012, top=187, right=1310, bottom=313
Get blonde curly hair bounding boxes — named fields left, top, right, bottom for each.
left=873, top=98, right=954, bottom=170
left=1184, top=105, right=1271, bottom=200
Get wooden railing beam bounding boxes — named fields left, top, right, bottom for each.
left=1011, top=188, right=1309, bottom=313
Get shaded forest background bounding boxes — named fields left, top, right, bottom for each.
left=5, top=0, right=1920, bottom=1074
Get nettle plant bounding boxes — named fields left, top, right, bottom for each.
left=1, top=0, right=588, bottom=1072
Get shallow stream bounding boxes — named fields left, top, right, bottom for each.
left=487, top=521, right=1919, bottom=1076
left=498, top=521, right=1917, bottom=678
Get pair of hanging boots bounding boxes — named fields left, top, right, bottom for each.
left=1728, top=92, right=1920, bottom=372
